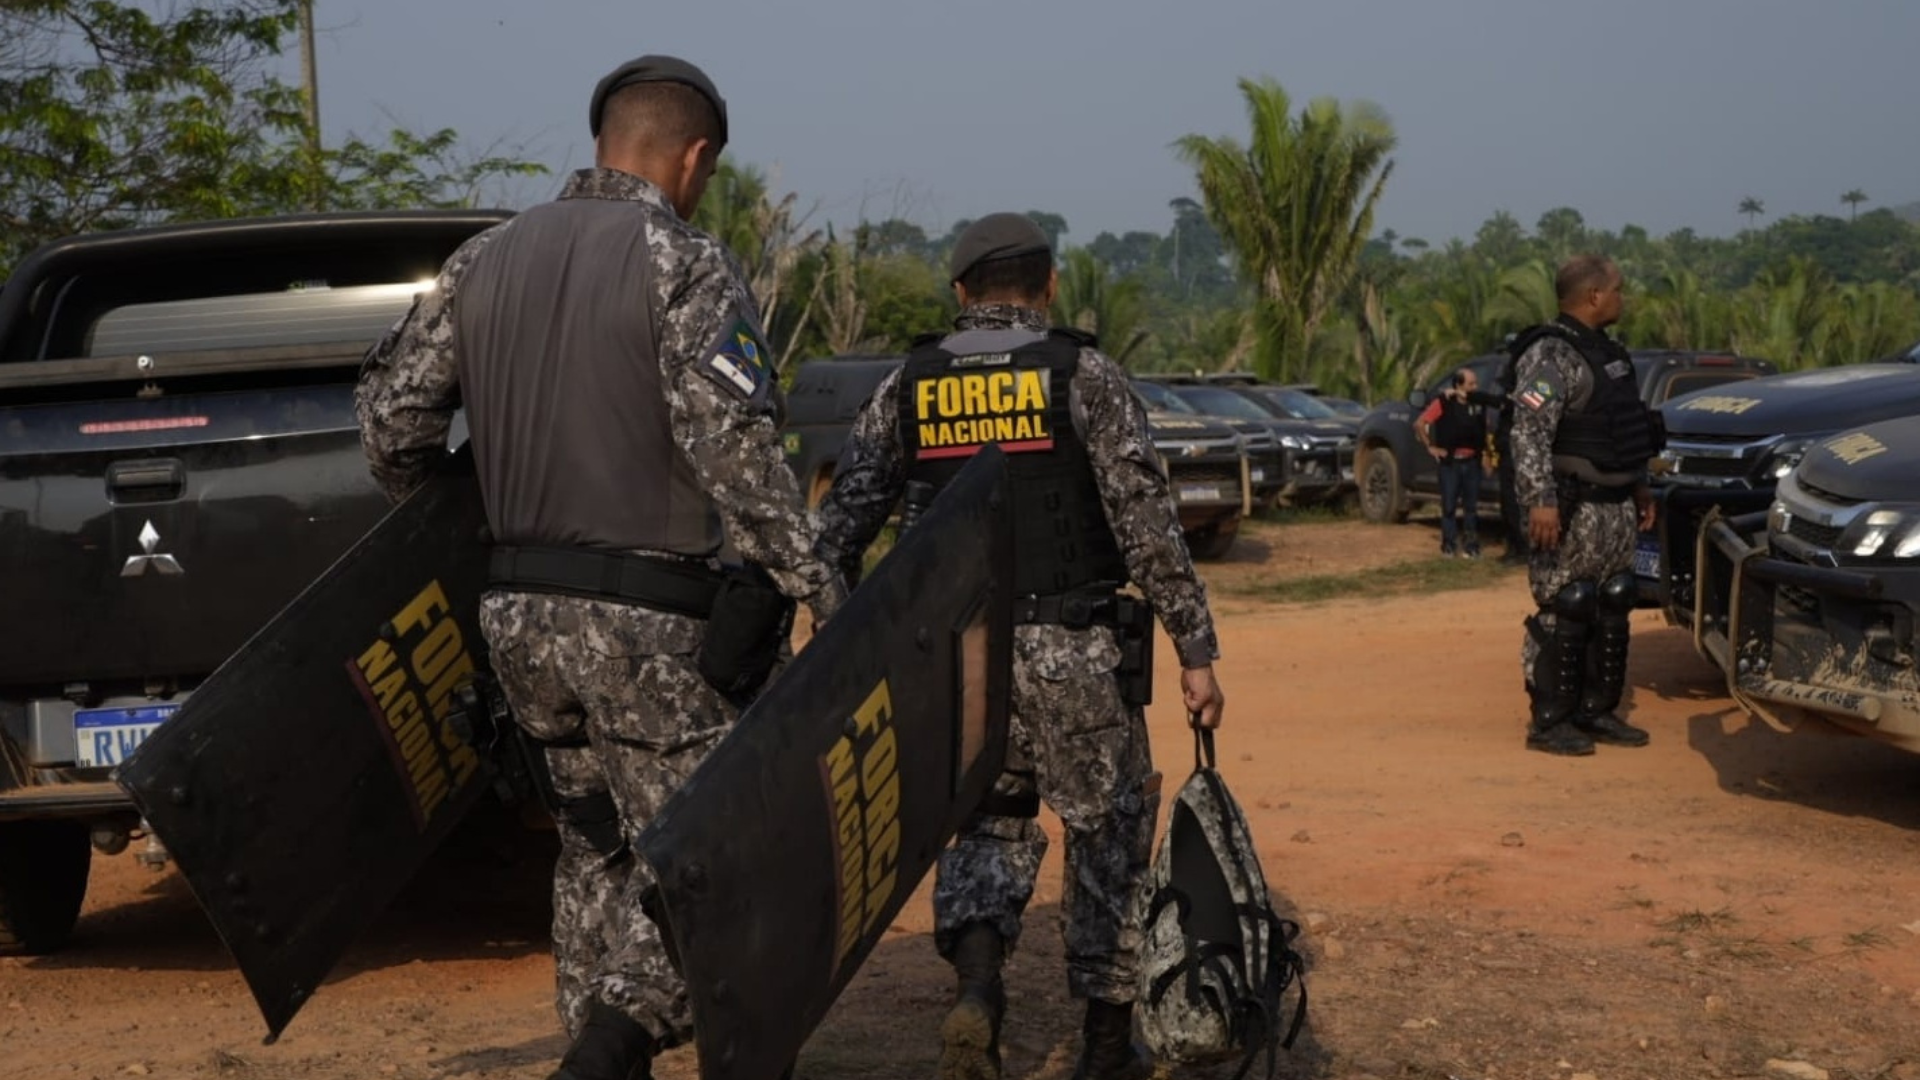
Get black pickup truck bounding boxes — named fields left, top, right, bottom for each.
left=1644, top=362, right=1920, bottom=630
left=1693, top=417, right=1920, bottom=752
left=0, top=210, right=509, bottom=954
left=783, top=355, right=1251, bottom=558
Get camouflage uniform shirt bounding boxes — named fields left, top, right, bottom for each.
left=813, top=303, right=1219, bottom=667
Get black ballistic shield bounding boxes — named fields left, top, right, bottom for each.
left=636, top=447, right=1015, bottom=1080
left=115, top=448, right=494, bottom=1040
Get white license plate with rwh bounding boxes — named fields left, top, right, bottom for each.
left=73, top=703, right=178, bottom=769
left=1178, top=484, right=1222, bottom=503
left=1249, top=468, right=1266, bottom=483
left=1632, top=537, right=1662, bottom=582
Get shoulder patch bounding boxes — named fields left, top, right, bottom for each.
left=1516, top=377, right=1559, bottom=411
left=702, top=317, right=773, bottom=404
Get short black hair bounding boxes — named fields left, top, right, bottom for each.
left=1555, top=254, right=1618, bottom=304
left=956, top=249, right=1053, bottom=301
left=599, top=81, right=725, bottom=158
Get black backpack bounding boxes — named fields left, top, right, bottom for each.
left=1135, top=729, right=1308, bottom=1080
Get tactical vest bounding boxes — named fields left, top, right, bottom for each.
left=1430, top=395, right=1485, bottom=452
left=455, top=197, right=722, bottom=555
left=898, top=328, right=1128, bottom=598
left=1512, top=320, right=1664, bottom=475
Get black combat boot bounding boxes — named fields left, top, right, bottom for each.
left=549, top=1001, right=655, bottom=1080
left=1574, top=571, right=1650, bottom=747
left=1071, top=999, right=1151, bottom=1080
left=1524, top=588, right=1596, bottom=757
left=939, top=923, right=1007, bottom=1080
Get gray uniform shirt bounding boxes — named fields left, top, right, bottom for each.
left=355, top=168, right=844, bottom=621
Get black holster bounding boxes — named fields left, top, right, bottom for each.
left=696, top=563, right=796, bottom=704
left=1113, top=595, right=1155, bottom=707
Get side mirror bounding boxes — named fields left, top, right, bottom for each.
left=1407, top=389, right=1428, bottom=410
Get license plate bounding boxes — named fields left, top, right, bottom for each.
left=1178, top=484, right=1220, bottom=503
left=1633, top=537, right=1662, bottom=581
left=73, top=703, right=178, bottom=769
left=1249, top=468, right=1266, bottom=483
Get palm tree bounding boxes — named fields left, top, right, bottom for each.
left=1052, top=248, right=1151, bottom=364
left=1174, top=77, right=1396, bottom=382
left=1842, top=189, right=1870, bottom=221
left=1737, top=196, right=1766, bottom=229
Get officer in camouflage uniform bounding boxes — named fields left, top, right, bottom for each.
left=1508, top=255, right=1663, bottom=756
left=355, top=55, right=843, bottom=1080
left=814, top=213, right=1227, bottom=1080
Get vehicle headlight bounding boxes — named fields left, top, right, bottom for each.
left=1279, top=434, right=1312, bottom=451
left=1760, top=436, right=1816, bottom=481
left=1837, top=505, right=1920, bottom=559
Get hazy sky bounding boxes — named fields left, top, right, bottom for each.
left=302, top=0, right=1920, bottom=247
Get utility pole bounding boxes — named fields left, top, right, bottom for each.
left=298, top=0, right=323, bottom=209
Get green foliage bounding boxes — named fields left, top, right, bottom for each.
left=1175, top=77, right=1396, bottom=384
left=0, top=0, right=545, bottom=277
left=1052, top=248, right=1150, bottom=362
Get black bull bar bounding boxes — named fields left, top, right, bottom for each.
left=1695, top=507, right=1889, bottom=731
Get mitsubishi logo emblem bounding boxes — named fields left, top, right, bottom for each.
left=121, top=520, right=184, bottom=577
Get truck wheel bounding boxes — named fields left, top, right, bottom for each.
left=0, top=819, right=92, bottom=955
left=1358, top=447, right=1410, bottom=524
left=1187, top=518, right=1241, bottom=561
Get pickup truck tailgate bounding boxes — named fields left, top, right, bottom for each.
left=0, top=382, right=386, bottom=687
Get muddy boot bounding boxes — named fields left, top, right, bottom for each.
left=939, top=923, right=1007, bottom=1080
left=549, top=1002, right=655, bottom=1080
left=1070, top=999, right=1151, bottom=1080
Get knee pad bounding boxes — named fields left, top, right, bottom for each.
left=1551, top=580, right=1599, bottom=622
left=1599, top=571, right=1638, bottom=617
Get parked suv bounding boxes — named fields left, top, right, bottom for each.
left=1130, top=378, right=1286, bottom=509
left=782, top=356, right=1252, bottom=558
left=1693, top=417, right=1920, bottom=752
left=1136, top=374, right=1354, bottom=507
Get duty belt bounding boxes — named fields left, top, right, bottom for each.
left=1554, top=474, right=1637, bottom=505
left=487, top=545, right=721, bottom=618
left=1011, top=590, right=1120, bottom=628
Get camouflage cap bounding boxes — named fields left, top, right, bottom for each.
left=948, top=212, right=1052, bottom=282
left=588, top=54, right=728, bottom=146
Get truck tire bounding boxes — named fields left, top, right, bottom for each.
left=1358, top=446, right=1410, bottom=524
left=0, top=819, right=92, bottom=955
left=1187, top=518, right=1241, bottom=561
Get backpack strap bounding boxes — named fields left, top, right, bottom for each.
left=1194, top=720, right=1216, bottom=772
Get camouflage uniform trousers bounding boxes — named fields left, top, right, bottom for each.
left=1520, top=497, right=1639, bottom=683
left=932, top=622, right=1157, bottom=1004
left=478, top=589, right=740, bottom=1045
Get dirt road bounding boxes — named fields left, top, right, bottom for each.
left=9, top=518, right=1920, bottom=1080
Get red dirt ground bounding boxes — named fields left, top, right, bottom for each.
left=9, top=516, right=1920, bottom=1080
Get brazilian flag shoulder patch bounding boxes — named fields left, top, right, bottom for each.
left=703, top=316, right=773, bottom=406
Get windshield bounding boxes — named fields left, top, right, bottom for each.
left=1251, top=387, right=1339, bottom=419
left=1132, top=380, right=1199, bottom=413
left=1171, top=385, right=1277, bottom=421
